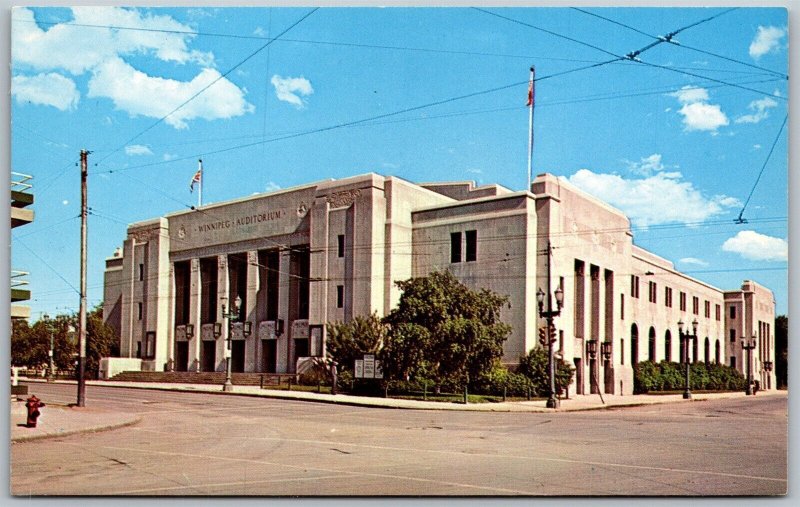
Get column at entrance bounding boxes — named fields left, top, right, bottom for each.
left=244, top=250, right=259, bottom=372
left=188, top=258, right=202, bottom=372
left=216, top=254, right=230, bottom=372
left=276, top=250, right=291, bottom=373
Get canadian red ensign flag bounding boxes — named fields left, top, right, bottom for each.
left=526, top=77, right=534, bottom=107
left=190, top=164, right=202, bottom=192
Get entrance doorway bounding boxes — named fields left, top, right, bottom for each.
left=294, top=338, right=310, bottom=359
left=201, top=340, right=216, bottom=372
left=262, top=340, right=276, bottom=373
left=231, top=340, right=245, bottom=373
left=175, top=342, right=189, bottom=372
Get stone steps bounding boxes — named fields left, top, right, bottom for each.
left=108, top=371, right=297, bottom=386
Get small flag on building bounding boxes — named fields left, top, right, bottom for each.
left=190, top=161, right=202, bottom=193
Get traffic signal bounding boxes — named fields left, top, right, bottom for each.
left=549, top=323, right=557, bottom=343
left=538, top=327, right=546, bottom=346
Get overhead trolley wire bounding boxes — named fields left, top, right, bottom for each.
left=736, top=114, right=789, bottom=224
left=14, top=16, right=607, bottom=64
left=572, top=7, right=788, bottom=80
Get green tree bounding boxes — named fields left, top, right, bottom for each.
left=380, top=271, right=512, bottom=387
left=775, top=315, right=787, bottom=388
left=326, top=312, right=385, bottom=373
left=518, top=347, right=575, bottom=396
left=85, top=305, right=120, bottom=378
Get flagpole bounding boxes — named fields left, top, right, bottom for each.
left=198, top=159, right=203, bottom=208
left=527, top=66, right=535, bottom=192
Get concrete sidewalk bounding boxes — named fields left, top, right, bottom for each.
left=10, top=399, right=141, bottom=443
left=21, top=376, right=787, bottom=413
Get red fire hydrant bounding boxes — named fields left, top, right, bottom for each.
left=25, top=395, right=45, bottom=428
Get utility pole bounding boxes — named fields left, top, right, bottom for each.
left=77, top=149, right=88, bottom=407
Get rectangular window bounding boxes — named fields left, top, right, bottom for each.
left=630, top=275, right=639, bottom=299
left=648, top=281, right=657, bottom=303
left=337, top=235, right=345, bottom=258
left=730, top=329, right=736, bottom=343
left=138, top=302, right=143, bottom=320
left=730, top=306, right=736, bottom=319
left=620, top=339, right=624, bottom=365
left=138, top=263, right=144, bottom=281
left=144, top=331, right=156, bottom=359
left=620, top=294, right=624, bottom=320
left=715, top=304, right=721, bottom=321
left=465, top=230, right=477, bottom=262
left=136, top=341, right=142, bottom=358
left=704, top=301, right=711, bottom=318
left=680, top=292, right=686, bottom=312
left=730, top=356, right=736, bottom=369
left=450, top=232, right=462, bottom=263
left=336, top=285, right=344, bottom=308
left=692, top=296, right=699, bottom=315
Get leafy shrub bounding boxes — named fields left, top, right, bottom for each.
left=634, top=361, right=660, bottom=393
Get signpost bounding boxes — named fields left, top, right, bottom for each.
left=354, top=354, right=382, bottom=379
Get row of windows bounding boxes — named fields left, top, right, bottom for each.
left=630, top=276, right=721, bottom=320
left=451, top=230, right=477, bottom=263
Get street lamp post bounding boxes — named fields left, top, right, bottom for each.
left=220, top=295, right=242, bottom=392
left=537, top=278, right=564, bottom=409
left=678, top=319, right=698, bottom=400
left=742, top=336, right=757, bottom=395
left=43, top=314, right=54, bottom=383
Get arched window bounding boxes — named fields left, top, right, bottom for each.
left=665, top=330, right=672, bottom=362
left=648, top=327, right=656, bottom=362
left=704, top=337, right=710, bottom=364
left=715, top=339, right=721, bottom=364
left=631, top=323, right=639, bottom=365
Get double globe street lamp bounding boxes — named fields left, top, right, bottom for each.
left=536, top=282, right=564, bottom=409
left=741, top=336, right=757, bottom=395
left=215, top=295, right=251, bottom=392
left=678, top=318, right=698, bottom=400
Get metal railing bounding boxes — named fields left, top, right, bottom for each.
left=11, top=172, right=33, bottom=193
left=11, top=270, right=29, bottom=288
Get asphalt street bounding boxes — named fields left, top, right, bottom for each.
left=10, top=383, right=787, bottom=496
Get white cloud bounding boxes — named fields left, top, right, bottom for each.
left=12, top=72, right=79, bottom=110
left=466, top=168, right=483, bottom=175
left=735, top=97, right=778, bottom=124
left=265, top=181, right=281, bottom=192
left=124, top=144, right=153, bottom=156
left=271, top=75, right=313, bottom=108
left=753, top=144, right=762, bottom=150
left=749, top=26, right=786, bottom=59
left=670, top=86, right=709, bottom=104
left=678, top=257, right=709, bottom=267
left=564, top=168, right=741, bottom=228
left=62, top=200, right=69, bottom=205
left=668, top=86, right=729, bottom=132
left=12, top=7, right=212, bottom=75
left=625, top=153, right=664, bottom=176
left=722, top=230, right=787, bottom=262
left=253, top=26, right=267, bottom=37
left=163, top=153, right=178, bottom=161
left=88, top=57, right=254, bottom=129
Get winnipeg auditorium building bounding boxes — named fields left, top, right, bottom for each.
left=103, top=173, right=777, bottom=395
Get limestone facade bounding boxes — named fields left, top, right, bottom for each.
left=103, top=172, right=776, bottom=394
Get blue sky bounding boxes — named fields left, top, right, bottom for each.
left=10, top=6, right=789, bottom=318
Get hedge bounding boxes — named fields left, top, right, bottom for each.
left=634, top=360, right=747, bottom=394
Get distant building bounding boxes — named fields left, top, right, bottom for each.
left=11, top=172, right=34, bottom=320
left=103, top=173, right=776, bottom=394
